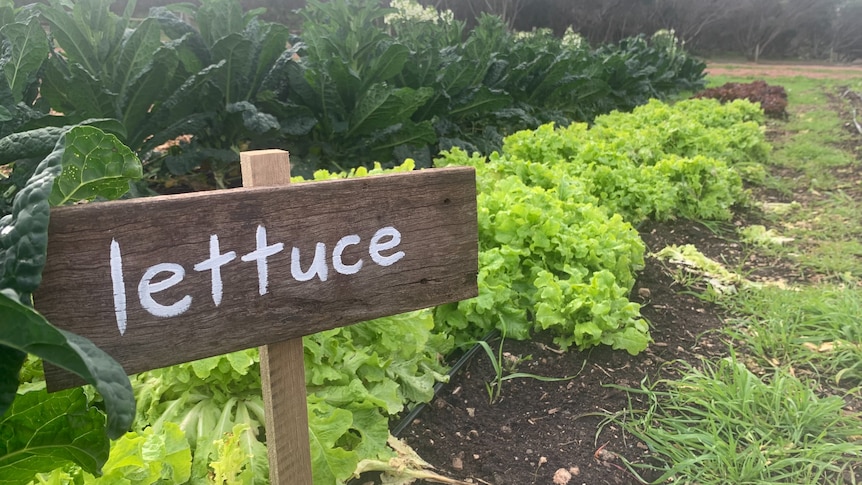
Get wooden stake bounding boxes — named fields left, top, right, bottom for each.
left=240, top=150, right=313, bottom=485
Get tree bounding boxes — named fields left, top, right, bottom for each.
left=718, top=0, right=830, bottom=62
left=829, top=0, right=862, bottom=60
left=652, top=0, right=733, bottom=47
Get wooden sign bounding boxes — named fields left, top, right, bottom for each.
left=37, top=155, right=478, bottom=390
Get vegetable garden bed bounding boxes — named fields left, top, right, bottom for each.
left=4, top=0, right=862, bottom=483
left=393, top=69, right=862, bottom=485
left=397, top=219, right=739, bottom=485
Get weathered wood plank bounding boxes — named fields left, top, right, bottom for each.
left=38, top=164, right=478, bottom=390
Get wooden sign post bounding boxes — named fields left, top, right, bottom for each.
left=36, top=150, right=478, bottom=484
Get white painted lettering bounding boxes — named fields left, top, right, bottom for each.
left=369, top=226, right=405, bottom=266
left=138, top=263, right=192, bottom=317
left=332, top=234, right=363, bottom=275
left=112, top=223, right=406, bottom=330
left=193, top=235, right=236, bottom=306
left=291, top=242, right=328, bottom=282
left=110, top=239, right=128, bottom=335
left=241, top=225, right=284, bottom=295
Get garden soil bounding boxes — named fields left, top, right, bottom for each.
left=396, top=220, right=744, bottom=485
left=705, top=61, right=862, bottom=80
left=354, top=64, right=862, bottom=485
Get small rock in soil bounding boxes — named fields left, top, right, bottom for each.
left=553, top=468, right=572, bottom=484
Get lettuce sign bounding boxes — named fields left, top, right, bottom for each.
left=37, top=153, right=478, bottom=387
left=34, top=150, right=478, bottom=484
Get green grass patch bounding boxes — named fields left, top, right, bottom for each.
left=725, top=285, right=862, bottom=387
left=766, top=194, right=862, bottom=277
left=605, top=354, right=862, bottom=484
left=772, top=139, right=854, bottom=168
left=784, top=79, right=833, bottom=107
left=749, top=77, right=862, bottom=275
left=798, top=240, right=862, bottom=277
left=784, top=110, right=847, bottom=138
left=770, top=140, right=855, bottom=190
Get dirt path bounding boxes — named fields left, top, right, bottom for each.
left=706, top=62, right=862, bottom=80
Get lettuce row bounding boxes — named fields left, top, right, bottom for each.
left=502, top=98, right=766, bottom=223
left=434, top=149, right=648, bottom=353
left=434, top=98, right=768, bottom=354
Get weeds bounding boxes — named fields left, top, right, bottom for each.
left=475, top=335, right=583, bottom=404
left=603, top=353, right=862, bottom=484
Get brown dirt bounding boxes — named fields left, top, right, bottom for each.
left=353, top=68, right=862, bottom=485
left=706, top=62, right=862, bottom=80
left=395, top=219, right=747, bottom=485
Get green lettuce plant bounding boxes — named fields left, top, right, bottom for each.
left=434, top=148, right=649, bottom=353
left=433, top=98, right=767, bottom=354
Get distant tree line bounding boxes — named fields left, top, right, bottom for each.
left=421, top=0, right=862, bottom=62
left=26, top=0, right=861, bottom=62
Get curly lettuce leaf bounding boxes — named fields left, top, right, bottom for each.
left=86, top=422, right=191, bottom=484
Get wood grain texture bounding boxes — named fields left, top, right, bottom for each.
left=259, top=339, right=310, bottom=485
left=241, top=150, right=313, bottom=485
left=39, top=160, right=478, bottom=390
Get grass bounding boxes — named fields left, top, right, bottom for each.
left=757, top=76, right=862, bottom=279
left=604, top=355, right=862, bottom=484
left=756, top=191, right=862, bottom=276
left=475, top=334, right=581, bottom=403
left=607, top=70, right=862, bottom=483
left=725, top=285, right=862, bottom=387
